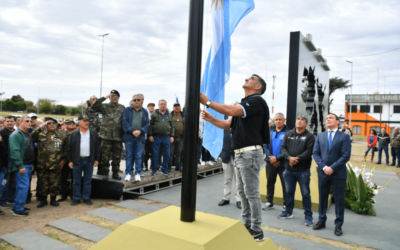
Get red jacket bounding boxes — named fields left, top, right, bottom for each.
left=367, top=135, right=377, bottom=147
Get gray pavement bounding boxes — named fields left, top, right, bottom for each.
left=115, top=199, right=163, bottom=213
left=142, top=169, right=400, bottom=250
left=86, top=207, right=138, bottom=224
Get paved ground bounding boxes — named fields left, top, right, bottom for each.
left=143, top=169, right=400, bottom=250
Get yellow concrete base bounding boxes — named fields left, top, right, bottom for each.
left=90, top=206, right=278, bottom=250
left=259, top=168, right=331, bottom=211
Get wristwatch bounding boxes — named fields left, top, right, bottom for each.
left=206, top=100, right=212, bottom=108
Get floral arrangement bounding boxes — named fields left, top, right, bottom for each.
left=344, top=162, right=392, bottom=215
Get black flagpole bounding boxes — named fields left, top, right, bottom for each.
left=180, top=0, right=204, bottom=222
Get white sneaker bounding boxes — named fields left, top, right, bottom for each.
left=135, top=174, right=141, bottom=182
left=124, top=174, right=131, bottom=182
left=201, top=161, right=205, bottom=166
left=208, top=161, right=215, bottom=166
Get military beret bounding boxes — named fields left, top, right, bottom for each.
left=110, top=90, right=120, bottom=97
left=78, top=114, right=90, bottom=121
left=44, top=117, right=57, bottom=123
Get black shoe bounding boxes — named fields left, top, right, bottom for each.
left=313, top=222, right=326, bottom=230
left=162, top=170, right=169, bottom=176
left=71, top=200, right=81, bottom=206
left=50, top=196, right=59, bottom=206
left=83, top=199, right=93, bottom=205
left=0, top=210, right=4, bottom=215
left=143, top=167, right=148, bottom=172
left=112, top=172, right=121, bottom=180
left=218, top=199, right=230, bottom=206
left=237, top=201, right=242, bottom=209
left=335, top=226, right=343, bottom=236
left=249, top=229, right=264, bottom=242
left=397, top=165, right=400, bottom=168
left=151, top=171, right=157, bottom=176
left=12, top=210, right=29, bottom=217
left=37, top=199, right=48, bottom=208
left=11, top=208, right=31, bottom=213
left=26, top=197, right=32, bottom=204
left=175, top=166, right=181, bottom=172
left=57, top=195, right=68, bottom=202
left=376, top=162, right=381, bottom=164
left=390, top=163, right=395, bottom=166
left=102, top=173, right=109, bottom=181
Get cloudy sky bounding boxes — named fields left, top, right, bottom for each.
left=1, top=0, right=399, bottom=115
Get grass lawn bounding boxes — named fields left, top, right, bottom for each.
left=0, top=112, right=77, bottom=120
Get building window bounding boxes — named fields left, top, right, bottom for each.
left=394, top=105, right=400, bottom=114
left=370, top=127, right=382, bottom=134
left=353, top=126, right=361, bottom=135
left=360, top=105, right=370, bottom=113
left=374, top=105, right=382, bottom=113
left=347, top=105, right=357, bottom=113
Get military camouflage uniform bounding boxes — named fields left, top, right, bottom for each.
left=91, top=97, right=125, bottom=174
left=59, top=130, right=73, bottom=197
left=390, top=132, right=400, bottom=167
left=31, top=127, right=68, bottom=197
left=84, top=106, right=101, bottom=133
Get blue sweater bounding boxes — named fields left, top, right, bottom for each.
left=263, top=125, right=291, bottom=167
left=122, top=106, right=149, bottom=143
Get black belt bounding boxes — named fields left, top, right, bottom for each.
left=80, top=156, right=90, bottom=160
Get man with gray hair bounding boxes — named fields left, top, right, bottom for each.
left=148, top=99, right=175, bottom=176
left=263, top=112, right=290, bottom=211
left=122, top=94, right=149, bottom=181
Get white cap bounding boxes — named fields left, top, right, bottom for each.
left=28, top=113, right=38, bottom=118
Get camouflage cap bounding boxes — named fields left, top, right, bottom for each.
left=44, top=117, right=57, bottom=123
left=78, top=114, right=90, bottom=121
left=65, top=118, right=75, bottom=124
left=110, top=90, right=120, bottom=97
left=147, top=103, right=155, bottom=107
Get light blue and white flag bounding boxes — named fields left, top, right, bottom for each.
left=201, top=0, right=255, bottom=158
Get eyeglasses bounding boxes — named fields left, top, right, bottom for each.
left=66, top=122, right=75, bottom=125
left=47, top=122, right=57, bottom=125
left=24, top=120, right=32, bottom=123
left=133, top=99, right=141, bottom=102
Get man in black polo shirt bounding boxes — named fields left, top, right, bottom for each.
left=201, top=74, right=270, bottom=242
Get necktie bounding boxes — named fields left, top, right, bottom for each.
left=328, top=131, right=333, bottom=150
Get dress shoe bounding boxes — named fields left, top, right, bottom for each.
left=50, top=196, right=59, bottom=206
left=218, top=199, right=230, bottom=206
left=37, top=199, right=48, bottom=208
left=313, top=222, right=326, bottom=230
left=83, top=199, right=93, bottom=205
left=237, top=201, right=242, bottom=209
left=112, top=172, right=121, bottom=180
left=71, top=200, right=81, bottom=206
left=57, top=195, right=68, bottom=202
left=102, top=173, right=109, bottom=181
left=334, top=226, right=343, bottom=236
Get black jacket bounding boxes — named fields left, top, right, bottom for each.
left=281, top=128, right=315, bottom=172
left=0, top=128, right=15, bottom=169
left=221, top=129, right=234, bottom=164
left=67, top=129, right=101, bottom=166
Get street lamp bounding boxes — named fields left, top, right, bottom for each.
left=0, top=80, right=4, bottom=112
left=99, top=33, right=109, bottom=97
left=346, top=60, right=353, bottom=130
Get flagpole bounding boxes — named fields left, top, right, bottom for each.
left=181, top=0, right=204, bottom=222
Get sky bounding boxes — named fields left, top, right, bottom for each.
left=0, top=0, right=399, bottom=116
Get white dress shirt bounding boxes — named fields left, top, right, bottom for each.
left=80, top=131, right=90, bottom=157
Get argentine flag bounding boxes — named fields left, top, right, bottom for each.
left=201, top=0, right=255, bottom=158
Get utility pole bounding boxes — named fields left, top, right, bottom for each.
left=346, top=61, right=353, bottom=130
left=0, top=80, right=4, bottom=112
left=99, top=33, right=109, bottom=97
left=37, top=87, right=40, bottom=114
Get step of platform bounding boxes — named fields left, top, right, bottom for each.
left=115, top=200, right=164, bottom=214
left=86, top=207, right=138, bottom=224
left=0, top=229, right=77, bottom=250
left=47, top=217, right=112, bottom=243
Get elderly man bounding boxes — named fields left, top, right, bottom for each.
left=8, top=115, right=34, bottom=216
left=201, top=74, right=270, bottom=242
left=84, top=95, right=101, bottom=133
left=390, top=128, right=400, bottom=168
left=263, top=112, right=290, bottom=211
left=144, top=103, right=156, bottom=172
left=91, top=90, right=125, bottom=180
left=340, top=124, right=353, bottom=142
left=148, top=100, right=175, bottom=176
left=279, top=115, right=315, bottom=227
left=377, top=128, right=390, bottom=165
left=169, top=99, right=184, bottom=172
left=122, top=94, right=149, bottom=182
left=31, top=117, right=68, bottom=208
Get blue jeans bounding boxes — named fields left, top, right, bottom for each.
left=151, top=136, right=170, bottom=172
left=395, top=148, right=400, bottom=167
left=125, top=139, right=145, bottom=175
left=283, top=169, right=313, bottom=218
left=392, top=147, right=398, bottom=165
left=0, top=168, right=7, bottom=202
left=365, top=147, right=375, bottom=155
left=73, top=158, right=93, bottom=201
left=378, top=146, right=389, bottom=164
left=0, top=169, right=16, bottom=204
left=13, top=165, right=32, bottom=211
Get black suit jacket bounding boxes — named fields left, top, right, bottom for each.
left=221, top=129, right=234, bottom=164
left=67, top=129, right=101, bottom=166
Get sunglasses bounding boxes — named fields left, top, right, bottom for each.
left=133, top=99, right=141, bottom=102
left=47, top=122, right=57, bottom=125
left=66, top=122, right=75, bottom=125
left=24, top=120, right=32, bottom=123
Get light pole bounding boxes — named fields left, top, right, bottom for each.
left=0, top=80, right=4, bottom=112
left=346, top=60, right=353, bottom=130
left=99, top=33, right=109, bottom=97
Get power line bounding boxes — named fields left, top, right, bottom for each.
left=325, top=46, right=400, bottom=58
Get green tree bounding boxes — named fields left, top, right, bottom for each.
left=39, top=102, right=52, bottom=114
left=329, top=77, right=351, bottom=113
left=65, top=109, right=72, bottom=114
left=54, top=105, right=68, bottom=115
left=3, top=99, right=16, bottom=111
left=71, top=108, right=82, bottom=115
left=25, top=101, right=36, bottom=113
left=11, top=95, right=24, bottom=103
